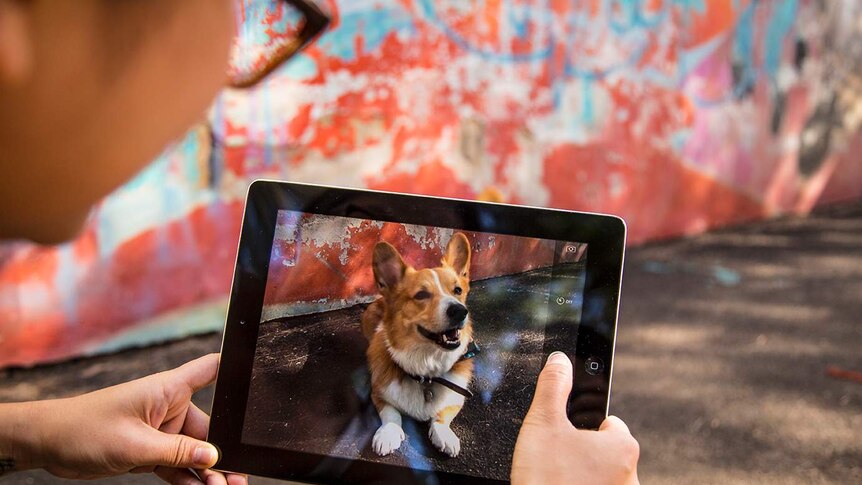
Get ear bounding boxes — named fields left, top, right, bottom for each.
left=372, top=242, right=407, bottom=291
left=443, top=232, right=471, bottom=279
left=0, top=0, right=34, bottom=85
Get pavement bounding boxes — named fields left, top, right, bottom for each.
left=243, top=264, right=581, bottom=482
left=1, top=201, right=860, bottom=485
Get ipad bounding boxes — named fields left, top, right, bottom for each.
left=208, top=181, right=626, bottom=484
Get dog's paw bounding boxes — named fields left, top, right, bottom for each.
left=429, top=422, right=461, bottom=457
left=372, top=422, right=405, bottom=456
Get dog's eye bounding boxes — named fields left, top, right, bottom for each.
left=414, top=290, right=431, bottom=300
left=453, top=286, right=463, bottom=296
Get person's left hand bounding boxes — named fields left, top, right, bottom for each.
left=28, top=353, right=246, bottom=485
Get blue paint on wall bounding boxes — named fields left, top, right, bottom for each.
left=764, top=0, right=799, bottom=80
left=281, top=53, right=319, bottom=81
left=316, top=4, right=417, bottom=61
left=417, top=0, right=553, bottom=62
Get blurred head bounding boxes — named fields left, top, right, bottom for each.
left=0, top=0, right=234, bottom=243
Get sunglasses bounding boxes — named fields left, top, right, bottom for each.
left=228, top=0, right=330, bottom=88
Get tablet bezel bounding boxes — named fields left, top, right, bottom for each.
left=208, top=180, right=626, bottom=484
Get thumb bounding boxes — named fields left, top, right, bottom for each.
left=599, top=415, right=631, bottom=434
left=138, top=428, right=219, bottom=469
left=525, top=351, right=573, bottom=425
left=170, top=353, right=220, bottom=394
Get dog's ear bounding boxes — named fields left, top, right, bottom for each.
left=373, top=242, right=407, bottom=291
left=443, top=232, right=471, bottom=279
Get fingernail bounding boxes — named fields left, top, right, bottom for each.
left=546, top=351, right=567, bottom=365
left=194, top=445, right=218, bottom=467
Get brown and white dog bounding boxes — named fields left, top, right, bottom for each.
left=361, top=232, right=475, bottom=457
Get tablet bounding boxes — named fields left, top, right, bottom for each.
left=208, top=181, right=626, bottom=484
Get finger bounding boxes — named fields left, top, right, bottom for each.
left=182, top=402, right=211, bottom=441
left=199, top=467, right=228, bottom=485
left=171, top=353, right=220, bottom=394
left=226, top=473, right=249, bottom=485
left=599, top=415, right=632, bottom=435
left=154, top=466, right=205, bottom=485
left=139, top=428, right=219, bottom=470
left=525, top=351, right=574, bottom=424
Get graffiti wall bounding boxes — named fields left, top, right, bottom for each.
left=2, top=0, right=862, bottom=367
left=260, top=211, right=566, bottom=321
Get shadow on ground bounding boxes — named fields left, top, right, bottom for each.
left=613, top=203, right=862, bottom=485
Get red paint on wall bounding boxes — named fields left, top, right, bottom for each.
left=0, top=202, right=243, bottom=366
left=262, top=214, right=559, bottom=313
left=368, top=161, right=476, bottom=200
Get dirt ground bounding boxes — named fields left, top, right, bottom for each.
left=1, top=203, right=860, bottom=484
left=242, top=265, right=580, bottom=482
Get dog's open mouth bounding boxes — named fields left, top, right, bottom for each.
left=417, top=325, right=462, bottom=350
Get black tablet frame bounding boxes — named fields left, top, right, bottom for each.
left=208, top=180, right=626, bottom=484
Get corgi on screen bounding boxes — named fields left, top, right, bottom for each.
left=361, top=232, right=478, bottom=457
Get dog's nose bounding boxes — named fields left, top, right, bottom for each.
left=446, top=303, right=468, bottom=325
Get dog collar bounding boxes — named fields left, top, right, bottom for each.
left=401, top=341, right=481, bottom=400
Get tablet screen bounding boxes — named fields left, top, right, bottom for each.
left=240, top=210, right=587, bottom=481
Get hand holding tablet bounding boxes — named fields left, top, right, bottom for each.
left=513, top=353, right=640, bottom=485
left=208, top=182, right=627, bottom=484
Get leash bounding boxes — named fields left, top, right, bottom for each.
left=400, top=341, right=481, bottom=401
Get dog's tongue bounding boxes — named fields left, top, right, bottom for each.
left=442, top=328, right=461, bottom=342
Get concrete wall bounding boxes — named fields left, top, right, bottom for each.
left=260, top=212, right=563, bottom=321
left=2, top=0, right=862, bottom=367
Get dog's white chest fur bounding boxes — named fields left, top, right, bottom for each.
left=382, top=339, right=469, bottom=421
left=382, top=376, right=466, bottom=422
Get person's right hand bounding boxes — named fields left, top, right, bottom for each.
left=511, top=352, right=640, bottom=485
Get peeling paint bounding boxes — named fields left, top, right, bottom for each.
left=3, top=0, right=862, bottom=367
left=261, top=212, right=559, bottom=321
